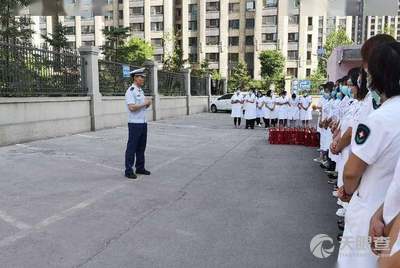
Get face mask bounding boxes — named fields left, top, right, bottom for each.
left=336, top=92, right=343, bottom=100
left=323, top=93, right=330, bottom=99
left=331, top=91, right=336, bottom=98
left=341, top=86, right=351, bottom=97
left=371, top=90, right=381, bottom=106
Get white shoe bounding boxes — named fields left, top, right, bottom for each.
left=337, top=199, right=343, bottom=206
left=336, top=208, right=346, bottom=217
left=332, top=190, right=338, bottom=197
left=313, top=158, right=323, bottom=163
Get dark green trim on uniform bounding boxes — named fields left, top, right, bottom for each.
left=372, top=98, right=380, bottom=110
left=355, top=124, right=370, bottom=145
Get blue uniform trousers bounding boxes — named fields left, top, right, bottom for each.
left=125, top=123, right=147, bottom=175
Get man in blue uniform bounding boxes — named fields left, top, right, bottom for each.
left=124, top=68, right=152, bottom=179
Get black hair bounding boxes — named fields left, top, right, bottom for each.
left=347, top=67, right=360, bottom=87
left=368, top=42, right=400, bottom=98
left=357, top=68, right=368, bottom=100
left=361, top=34, right=396, bottom=65
left=325, top=81, right=335, bottom=92
left=266, top=90, right=272, bottom=97
left=292, top=93, right=296, bottom=99
left=341, top=76, right=349, bottom=85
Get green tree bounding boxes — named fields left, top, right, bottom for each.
left=383, top=23, right=395, bottom=38
left=228, top=61, right=251, bottom=91
left=162, top=32, right=186, bottom=72
left=102, top=26, right=130, bottom=61
left=0, top=0, right=34, bottom=44
left=308, top=69, right=326, bottom=92
left=318, top=27, right=353, bottom=77
left=191, top=60, right=211, bottom=77
left=42, top=21, right=68, bottom=50
left=259, top=50, right=285, bottom=84
left=120, top=37, right=154, bottom=65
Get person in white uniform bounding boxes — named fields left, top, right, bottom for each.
left=299, top=91, right=313, bottom=127
left=338, top=41, right=400, bottom=268
left=256, top=91, right=264, bottom=127
left=231, top=89, right=244, bottom=128
left=270, top=91, right=278, bottom=127
left=244, top=89, right=257, bottom=129
left=261, top=90, right=275, bottom=128
left=288, top=92, right=300, bottom=127
left=277, top=91, right=289, bottom=127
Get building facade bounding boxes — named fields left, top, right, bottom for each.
left=29, top=0, right=399, bottom=81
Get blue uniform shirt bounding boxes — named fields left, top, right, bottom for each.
left=125, top=84, right=147, bottom=123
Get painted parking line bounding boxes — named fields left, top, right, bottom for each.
left=0, top=210, right=31, bottom=231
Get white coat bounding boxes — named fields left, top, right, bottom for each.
left=338, top=96, right=400, bottom=268
left=244, top=93, right=257, bottom=120
left=256, top=96, right=264, bottom=118
left=288, top=97, right=300, bottom=120
left=299, top=95, right=313, bottom=121
left=231, top=93, right=243, bottom=118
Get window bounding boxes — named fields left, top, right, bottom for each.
left=83, top=41, right=95, bottom=46
left=307, top=34, right=312, bottom=44
left=229, top=3, right=240, bottom=13
left=264, top=0, right=278, bottom=8
left=262, top=15, right=277, bottom=25
left=246, top=19, right=255, bottom=28
left=288, top=32, right=299, bottom=42
left=245, top=35, right=254, bottom=45
left=188, top=21, right=197, bottom=31
left=287, top=68, right=298, bottom=77
left=151, top=38, right=163, bottom=47
left=189, top=4, right=197, bottom=16
left=65, top=26, right=75, bottom=35
left=206, top=19, right=219, bottom=28
left=105, top=11, right=113, bottom=20
left=131, top=23, right=144, bottom=32
left=262, top=33, right=277, bottom=42
left=188, top=37, right=197, bottom=46
left=154, top=54, right=163, bottom=62
left=151, top=6, right=163, bottom=15
left=67, top=41, right=76, bottom=49
left=289, top=15, right=299, bottom=24
left=287, top=50, right=298, bottom=60
left=307, top=51, right=311, bottom=60
left=229, top=20, right=240, bottom=29
left=81, top=25, right=95, bottom=34
left=189, top=53, right=198, bottom=63
left=308, top=17, right=313, bottom=26
left=246, top=1, right=255, bottom=11
left=206, top=36, right=219, bottom=45
left=229, top=53, right=239, bottom=63
left=306, top=68, right=311, bottom=77
left=118, top=10, right=123, bottom=19
left=130, top=7, right=143, bottom=16
left=151, top=22, right=163, bottom=31
left=65, top=16, right=74, bottom=22
left=206, top=2, right=219, bottom=12
left=339, top=18, right=346, bottom=28
left=229, top=36, right=239, bottom=46
left=206, top=53, right=219, bottom=62
left=81, top=11, right=93, bottom=21
left=218, top=94, right=233, bottom=100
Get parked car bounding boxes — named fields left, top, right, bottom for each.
left=210, top=92, right=249, bottom=113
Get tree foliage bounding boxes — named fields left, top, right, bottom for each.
left=228, top=61, right=251, bottom=91
left=259, top=50, right=285, bottom=82
left=120, top=37, right=154, bottom=65
left=324, top=27, right=353, bottom=59
left=42, top=21, right=68, bottom=50
left=102, top=26, right=130, bottom=62
left=0, top=0, right=34, bottom=44
left=162, top=32, right=186, bottom=72
left=191, top=60, right=211, bottom=77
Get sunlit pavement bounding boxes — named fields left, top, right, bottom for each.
left=0, top=112, right=338, bottom=268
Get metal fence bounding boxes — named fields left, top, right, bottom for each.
left=98, top=60, right=151, bottom=96
left=0, top=41, right=86, bottom=97
left=211, top=79, right=224, bottom=95
left=158, top=70, right=185, bottom=96
left=190, top=75, right=207, bottom=96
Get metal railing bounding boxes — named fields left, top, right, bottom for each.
left=158, top=70, right=185, bottom=96
left=211, top=79, right=224, bottom=95
left=98, top=60, right=151, bottom=96
left=190, top=75, right=207, bottom=96
left=0, top=41, right=86, bottom=97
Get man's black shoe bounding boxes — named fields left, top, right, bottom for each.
left=136, top=169, right=151, bottom=175
left=125, top=173, right=137, bottom=179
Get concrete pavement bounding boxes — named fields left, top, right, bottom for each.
left=0, top=113, right=338, bottom=268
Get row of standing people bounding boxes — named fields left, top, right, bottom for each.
left=313, top=34, right=400, bottom=268
left=230, top=89, right=314, bottom=129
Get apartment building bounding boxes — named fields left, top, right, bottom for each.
left=30, top=0, right=392, bottom=81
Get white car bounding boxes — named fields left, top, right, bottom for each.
left=210, top=92, right=249, bottom=113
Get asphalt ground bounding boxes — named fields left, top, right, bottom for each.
left=0, top=112, right=339, bottom=268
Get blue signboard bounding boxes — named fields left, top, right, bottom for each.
left=122, top=65, right=131, bottom=78
left=298, top=80, right=311, bottom=91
